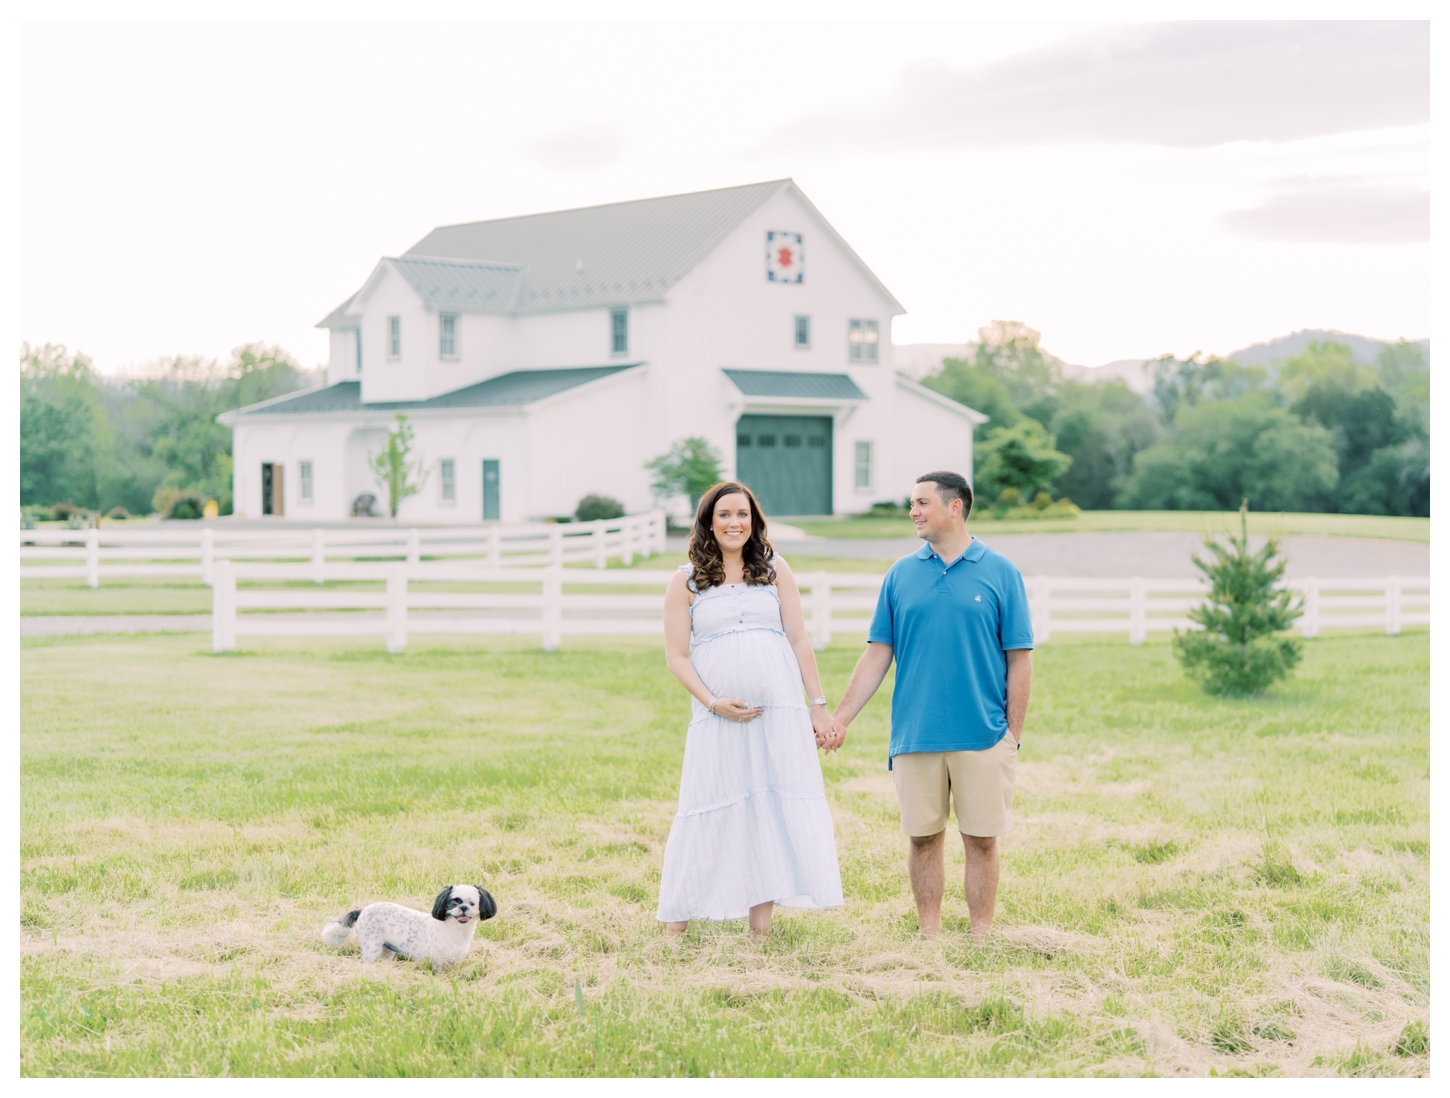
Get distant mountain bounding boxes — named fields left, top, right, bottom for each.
left=894, top=342, right=973, bottom=380
left=894, top=329, right=1430, bottom=396
left=1220, top=329, right=1429, bottom=367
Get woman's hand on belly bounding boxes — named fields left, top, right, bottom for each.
left=712, top=697, right=763, bottom=723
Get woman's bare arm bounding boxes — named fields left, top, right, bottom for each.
left=775, top=559, right=840, bottom=750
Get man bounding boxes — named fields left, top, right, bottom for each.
left=832, top=471, right=1033, bottom=942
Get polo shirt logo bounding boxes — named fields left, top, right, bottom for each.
left=975, top=595, right=982, bottom=602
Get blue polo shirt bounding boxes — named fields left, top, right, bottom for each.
left=868, top=538, right=1034, bottom=766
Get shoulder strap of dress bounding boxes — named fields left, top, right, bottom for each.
left=679, top=562, right=697, bottom=594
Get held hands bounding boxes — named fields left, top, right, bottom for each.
left=810, top=707, right=848, bottom=753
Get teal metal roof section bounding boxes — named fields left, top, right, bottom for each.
left=723, top=369, right=868, bottom=401
left=316, top=293, right=358, bottom=329
left=406, top=180, right=790, bottom=312
left=390, top=256, right=523, bottom=311
left=230, top=366, right=639, bottom=417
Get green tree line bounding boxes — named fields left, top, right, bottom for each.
left=20, top=342, right=316, bottom=517
left=921, top=322, right=1429, bottom=516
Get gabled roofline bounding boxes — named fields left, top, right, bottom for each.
left=779, top=182, right=906, bottom=315
left=896, top=373, right=989, bottom=423
left=427, top=178, right=795, bottom=233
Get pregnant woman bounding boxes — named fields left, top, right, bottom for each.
left=657, top=481, right=844, bottom=937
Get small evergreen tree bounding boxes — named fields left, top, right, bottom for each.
left=1173, top=500, right=1304, bottom=695
left=370, top=413, right=428, bottom=518
left=645, top=437, right=723, bottom=511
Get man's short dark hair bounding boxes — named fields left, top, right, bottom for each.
left=916, top=471, right=973, bottom=517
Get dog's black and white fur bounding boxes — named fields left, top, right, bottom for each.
left=320, top=885, right=497, bottom=963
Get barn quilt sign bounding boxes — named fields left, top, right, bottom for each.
left=766, top=231, right=804, bottom=283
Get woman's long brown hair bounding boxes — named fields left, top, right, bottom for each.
left=688, top=481, right=776, bottom=591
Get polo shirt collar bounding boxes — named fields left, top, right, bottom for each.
left=916, top=536, right=986, bottom=566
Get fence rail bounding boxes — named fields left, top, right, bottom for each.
left=20, top=512, right=668, bottom=586
left=206, top=567, right=1429, bottom=654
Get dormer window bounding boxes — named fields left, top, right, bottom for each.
left=439, top=313, right=458, bottom=358
left=387, top=316, right=400, bottom=360
left=610, top=307, right=628, bottom=355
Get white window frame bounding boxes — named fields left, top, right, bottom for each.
left=794, top=314, right=811, bottom=350
left=387, top=316, right=401, bottom=360
left=848, top=318, right=879, bottom=363
left=439, top=313, right=458, bottom=359
left=439, top=458, right=456, bottom=504
left=854, top=441, right=874, bottom=491
left=610, top=307, right=629, bottom=356
left=298, top=460, right=314, bottom=503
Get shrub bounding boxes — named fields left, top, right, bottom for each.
left=1172, top=500, right=1303, bottom=696
left=107, top=506, right=130, bottom=520
left=22, top=505, right=51, bottom=524
left=51, top=501, right=83, bottom=521
left=151, top=485, right=181, bottom=517
left=166, top=491, right=207, bottom=520
left=575, top=494, right=626, bottom=522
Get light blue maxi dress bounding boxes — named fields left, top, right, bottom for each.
left=656, top=564, right=844, bottom=922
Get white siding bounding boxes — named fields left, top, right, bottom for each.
left=891, top=380, right=977, bottom=502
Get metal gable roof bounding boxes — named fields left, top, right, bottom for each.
left=723, top=369, right=868, bottom=401
left=228, top=365, right=639, bottom=418
left=389, top=256, right=523, bottom=311
left=404, top=180, right=790, bottom=311
left=316, top=293, right=359, bottom=329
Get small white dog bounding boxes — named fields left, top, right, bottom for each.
left=320, top=884, right=496, bottom=964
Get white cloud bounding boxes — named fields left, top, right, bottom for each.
left=1221, top=179, right=1429, bottom=243
left=774, top=21, right=1429, bottom=151
left=527, top=127, right=630, bottom=170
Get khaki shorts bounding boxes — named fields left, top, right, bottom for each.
left=892, top=737, right=1018, bottom=838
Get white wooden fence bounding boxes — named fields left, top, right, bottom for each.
left=19, top=512, right=668, bottom=586
left=208, top=568, right=1429, bottom=654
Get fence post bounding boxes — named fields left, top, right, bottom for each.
left=85, top=528, right=100, bottom=588
left=386, top=563, right=408, bottom=654
left=211, top=560, right=235, bottom=653
left=1300, top=578, right=1319, bottom=639
left=548, top=525, right=564, bottom=569
left=489, top=525, right=502, bottom=570
left=1129, top=576, right=1147, bottom=646
left=541, top=566, right=563, bottom=651
left=621, top=516, right=635, bottom=568
left=1031, top=577, right=1052, bottom=644
left=653, top=510, right=667, bottom=554
left=202, top=528, right=215, bottom=587
left=407, top=527, right=421, bottom=567
left=592, top=520, right=607, bottom=569
left=311, top=529, right=325, bottom=584
left=1386, top=575, right=1402, bottom=636
left=810, top=571, right=832, bottom=651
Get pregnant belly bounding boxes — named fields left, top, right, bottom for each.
left=691, top=629, right=803, bottom=707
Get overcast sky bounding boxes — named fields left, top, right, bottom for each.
left=15, top=17, right=1431, bottom=373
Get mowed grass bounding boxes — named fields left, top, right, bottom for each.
left=791, top=511, right=1430, bottom=541
left=21, top=630, right=1428, bottom=1077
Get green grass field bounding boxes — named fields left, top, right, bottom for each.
left=790, top=511, right=1430, bottom=542
left=20, top=628, right=1427, bottom=1077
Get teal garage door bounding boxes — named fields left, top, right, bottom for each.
left=735, top=415, right=833, bottom=516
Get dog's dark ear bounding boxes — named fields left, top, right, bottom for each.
left=432, top=886, right=454, bottom=921
left=475, top=887, right=497, bottom=921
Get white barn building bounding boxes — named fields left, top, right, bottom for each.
left=221, top=179, right=984, bottom=522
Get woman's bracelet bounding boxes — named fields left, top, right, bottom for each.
left=706, top=695, right=717, bottom=714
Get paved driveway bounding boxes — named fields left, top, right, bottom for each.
left=769, top=531, right=1429, bottom=578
